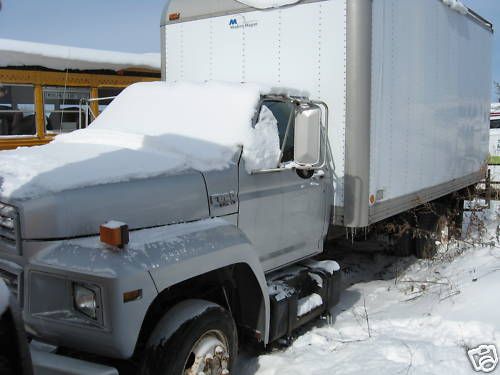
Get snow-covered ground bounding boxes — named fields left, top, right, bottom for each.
left=237, top=202, right=500, bottom=374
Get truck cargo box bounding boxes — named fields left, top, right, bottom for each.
left=161, top=0, right=493, bottom=228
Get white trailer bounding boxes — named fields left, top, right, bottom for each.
left=161, top=0, right=492, bottom=228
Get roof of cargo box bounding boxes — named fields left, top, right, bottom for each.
left=161, top=0, right=493, bottom=32
left=161, top=0, right=318, bottom=25
left=161, top=0, right=249, bottom=25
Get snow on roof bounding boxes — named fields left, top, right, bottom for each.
left=234, top=0, right=300, bottom=9
left=491, top=103, right=500, bottom=119
left=0, top=81, right=280, bottom=199
left=0, top=38, right=160, bottom=72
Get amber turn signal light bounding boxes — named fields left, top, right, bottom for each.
left=123, top=289, right=142, bottom=303
left=169, top=12, right=180, bottom=21
left=100, top=221, right=129, bottom=249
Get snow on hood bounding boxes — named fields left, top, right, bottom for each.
left=441, top=0, right=468, bottom=15
left=0, top=81, right=280, bottom=199
left=0, top=38, right=160, bottom=71
left=235, top=0, right=300, bottom=9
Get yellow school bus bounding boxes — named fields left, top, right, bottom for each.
left=0, top=39, right=160, bottom=150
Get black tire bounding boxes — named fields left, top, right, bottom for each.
left=393, top=231, right=414, bottom=257
left=139, top=303, right=237, bottom=375
left=390, top=213, right=415, bottom=257
left=449, top=198, right=464, bottom=239
left=414, top=204, right=448, bottom=259
left=0, top=306, right=33, bottom=375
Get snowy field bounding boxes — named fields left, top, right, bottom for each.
left=237, top=201, right=500, bottom=374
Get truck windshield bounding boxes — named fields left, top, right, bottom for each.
left=261, top=100, right=295, bottom=163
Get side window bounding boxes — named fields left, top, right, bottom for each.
left=0, top=84, right=36, bottom=136
left=97, top=87, right=123, bottom=112
left=261, top=101, right=295, bottom=163
left=43, top=86, right=90, bottom=134
left=491, top=119, right=500, bottom=129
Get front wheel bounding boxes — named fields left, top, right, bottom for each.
left=139, top=300, right=237, bottom=375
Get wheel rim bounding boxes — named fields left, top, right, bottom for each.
left=183, top=330, right=230, bottom=375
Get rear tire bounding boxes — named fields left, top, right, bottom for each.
left=414, top=203, right=448, bottom=259
left=139, top=301, right=237, bottom=375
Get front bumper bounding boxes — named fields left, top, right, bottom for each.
left=31, top=344, right=118, bottom=375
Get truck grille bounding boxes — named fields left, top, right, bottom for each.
left=0, top=267, right=22, bottom=306
left=0, top=202, right=20, bottom=255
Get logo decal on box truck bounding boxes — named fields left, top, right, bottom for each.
left=228, top=15, right=258, bottom=30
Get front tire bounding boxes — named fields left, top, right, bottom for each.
left=139, top=301, right=237, bottom=375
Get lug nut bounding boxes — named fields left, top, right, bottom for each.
left=215, top=346, right=224, bottom=355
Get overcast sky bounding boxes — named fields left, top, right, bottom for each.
left=0, top=0, right=498, bottom=98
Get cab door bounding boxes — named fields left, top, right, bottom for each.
left=238, top=100, right=329, bottom=272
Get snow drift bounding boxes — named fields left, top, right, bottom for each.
left=0, top=81, right=280, bottom=199
left=238, top=203, right=500, bottom=375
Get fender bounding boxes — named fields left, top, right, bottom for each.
left=24, top=217, right=270, bottom=356
left=143, top=218, right=270, bottom=343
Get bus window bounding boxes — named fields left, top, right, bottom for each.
left=0, top=84, right=36, bottom=136
left=491, top=119, right=500, bottom=129
left=97, top=87, right=123, bottom=112
left=43, top=86, right=90, bottom=134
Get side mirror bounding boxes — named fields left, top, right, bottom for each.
left=294, top=105, right=322, bottom=167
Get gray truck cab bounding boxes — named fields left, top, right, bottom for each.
left=0, top=92, right=341, bottom=374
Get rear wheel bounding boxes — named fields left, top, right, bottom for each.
left=139, top=300, right=237, bottom=375
left=414, top=203, right=449, bottom=259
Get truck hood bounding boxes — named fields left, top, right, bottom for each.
left=7, top=171, right=210, bottom=240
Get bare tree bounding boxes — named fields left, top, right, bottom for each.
left=495, top=81, right=500, bottom=102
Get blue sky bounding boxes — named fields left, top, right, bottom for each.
left=0, top=0, right=498, bottom=98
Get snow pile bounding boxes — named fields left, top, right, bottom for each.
left=0, top=38, right=160, bottom=71
left=491, top=103, right=500, bottom=117
left=304, top=260, right=340, bottom=275
left=238, top=202, right=500, bottom=375
left=235, top=0, right=300, bottom=9
left=441, top=0, right=468, bottom=15
left=268, top=282, right=295, bottom=302
left=0, top=279, right=9, bottom=315
left=0, top=81, right=280, bottom=199
left=297, top=293, right=323, bottom=317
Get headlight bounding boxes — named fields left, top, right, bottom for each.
left=73, top=283, right=98, bottom=320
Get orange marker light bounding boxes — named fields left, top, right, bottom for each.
left=369, top=194, right=376, bottom=206
left=123, top=289, right=142, bottom=303
left=100, top=221, right=129, bottom=249
left=169, top=12, right=180, bottom=21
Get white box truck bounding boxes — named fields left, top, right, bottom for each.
left=162, top=0, right=492, bottom=229
left=0, top=0, right=493, bottom=374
